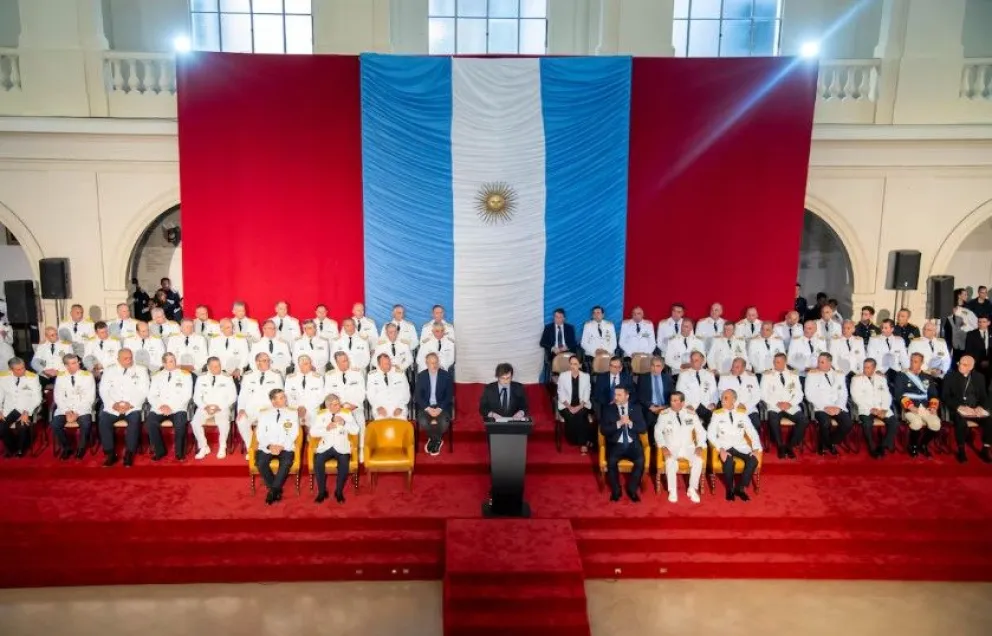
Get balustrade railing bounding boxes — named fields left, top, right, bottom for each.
left=960, top=60, right=992, bottom=101
left=104, top=52, right=177, bottom=96
left=0, top=48, right=21, bottom=92
left=817, top=60, right=879, bottom=103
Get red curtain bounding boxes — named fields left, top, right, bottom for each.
left=177, top=53, right=364, bottom=319
left=625, top=58, right=817, bottom=323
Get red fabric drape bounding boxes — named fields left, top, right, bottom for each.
left=625, top=58, right=817, bottom=323
left=177, top=53, right=364, bottom=319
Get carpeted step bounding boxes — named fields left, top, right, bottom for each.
left=444, top=608, right=591, bottom=636
left=444, top=578, right=588, bottom=613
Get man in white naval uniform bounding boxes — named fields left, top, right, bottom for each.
left=249, top=320, right=293, bottom=375
left=235, top=352, right=285, bottom=460
left=192, top=304, right=221, bottom=338
left=312, top=304, right=340, bottom=343
left=51, top=354, right=96, bottom=460
left=268, top=301, right=302, bottom=348
left=618, top=306, right=656, bottom=360
left=664, top=319, right=705, bottom=376
left=208, top=319, right=251, bottom=379
left=373, top=323, right=414, bottom=373
left=655, top=391, right=706, bottom=503
left=718, top=357, right=761, bottom=431
left=655, top=303, right=686, bottom=346
left=867, top=318, right=910, bottom=382
left=82, top=321, right=121, bottom=380
left=334, top=319, right=372, bottom=372
left=850, top=357, right=898, bottom=458
left=380, top=304, right=419, bottom=352
left=773, top=311, right=803, bottom=350
left=310, top=393, right=360, bottom=504
left=417, top=323, right=456, bottom=371
left=190, top=357, right=238, bottom=460
left=253, top=388, right=300, bottom=505
left=805, top=352, right=853, bottom=455
left=908, top=322, right=951, bottom=379
left=367, top=354, right=410, bottom=420
left=580, top=305, right=617, bottom=361
left=420, top=304, right=455, bottom=344
left=734, top=306, right=762, bottom=340
left=829, top=320, right=866, bottom=377
left=325, top=351, right=368, bottom=457
left=149, top=308, right=181, bottom=339
left=293, top=320, right=331, bottom=374
left=816, top=305, right=840, bottom=341
left=707, top=322, right=751, bottom=376
left=351, top=303, right=378, bottom=342
left=708, top=389, right=762, bottom=501
left=167, top=319, right=208, bottom=375
left=97, top=348, right=150, bottom=467
left=57, top=304, right=95, bottom=355
left=674, top=351, right=718, bottom=427
left=284, top=355, right=325, bottom=427
left=123, top=321, right=166, bottom=373
left=695, top=303, right=726, bottom=351
left=787, top=320, right=827, bottom=378
left=109, top=303, right=138, bottom=340
left=31, top=326, right=73, bottom=386
left=230, top=301, right=261, bottom=342
left=145, top=353, right=193, bottom=460
left=748, top=322, right=786, bottom=376
left=0, top=358, right=42, bottom=457
left=761, top=353, right=809, bottom=459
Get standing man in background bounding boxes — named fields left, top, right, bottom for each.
left=966, top=286, right=992, bottom=320
left=794, top=283, right=809, bottom=320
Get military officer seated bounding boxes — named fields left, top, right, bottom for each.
left=166, top=319, right=208, bottom=375
left=618, top=306, right=656, bottom=360
left=748, top=322, right=786, bottom=375
left=908, top=322, right=951, bottom=379
left=236, top=352, right=285, bottom=460
left=804, top=352, right=853, bottom=455
left=894, top=352, right=941, bottom=457
left=695, top=302, right=726, bottom=351
left=373, top=323, right=414, bottom=373
left=97, top=348, right=150, bottom=467
left=850, top=358, right=899, bottom=458
left=893, top=308, right=921, bottom=348
left=0, top=357, right=42, bottom=457
left=110, top=303, right=138, bottom=340
left=123, top=321, right=166, bottom=372
left=334, top=319, right=372, bottom=372
left=284, top=355, right=325, bottom=427
left=310, top=393, right=360, bottom=504
left=735, top=306, right=762, bottom=340
left=350, top=302, right=378, bottom=342
left=868, top=319, right=910, bottom=384
left=57, top=303, right=95, bottom=353
left=51, top=354, right=96, bottom=460
left=707, top=322, right=751, bottom=376
left=580, top=305, right=617, bottom=363
left=664, top=319, right=705, bottom=376
left=254, top=389, right=300, bottom=505
left=786, top=320, right=827, bottom=378
left=293, top=320, right=331, bottom=373
left=312, top=304, right=340, bottom=342
left=815, top=305, right=840, bottom=340
left=761, top=352, right=809, bottom=459
left=192, top=304, right=221, bottom=338
left=230, top=301, right=261, bottom=341
left=269, top=300, right=302, bottom=347
left=82, top=321, right=121, bottom=380
left=367, top=354, right=410, bottom=420
left=708, top=389, right=762, bottom=501
left=325, top=351, right=368, bottom=456
left=773, top=311, right=803, bottom=350
left=149, top=307, right=181, bottom=339
left=145, top=353, right=193, bottom=461
left=655, top=303, right=686, bottom=345
left=207, top=318, right=251, bottom=380
left=829, top=319, right=866, bottom=378
left=31, top=326, right=73, bottom=387
left=654, top=391, right=706, bottom=504
left=717, top=357, right=761, bottom=431
left=191, top=357, right=238, bottom=461
left=420, top=304, right=455, bottom=344
left=250, top=320, right=293, bottom=375
left=674, top=351, right=718, bottom=427
left=380, top=304, right=419, bottom=352
left=417, top=323, right=456, bottom=372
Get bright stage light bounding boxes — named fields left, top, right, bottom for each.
left=800, top=41, right=821, bottom=58
left=173, top=36, right=192, bottom=53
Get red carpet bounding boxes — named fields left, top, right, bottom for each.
left=3, top=387, right=992, bottom=634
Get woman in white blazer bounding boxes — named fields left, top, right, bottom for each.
left=557, top=354, right=593, bottom=453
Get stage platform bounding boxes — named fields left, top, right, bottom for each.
left=3, top=384, right=992, bottom=635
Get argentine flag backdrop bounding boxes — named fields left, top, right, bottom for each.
left=361, top=54, right=632, bottom=384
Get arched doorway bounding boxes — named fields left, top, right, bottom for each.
left=797, top=209, right=854, bottom=320
left=946, top=217, right=992, bottom=295
left=0, top=220, right=37, bottom=363
left=126, top=205, right=182, bottom=321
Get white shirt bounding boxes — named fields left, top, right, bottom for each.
left=147, top=369, right=194, bottom=415
left=324, top=369, right=367, bottom=411
left=268, top=314, right=302, bottom=346
left=367, top=369, right=410, bottom=416
left=664, top=335, right=706, bottom=374
left=773, top=321, right=803, bottom=349
left=417, top=336, right=456, bottom=371
left=717, top=372, right=761, bottom=414
left=380, top=319, right=419, bottom=350
left=373, top=338, right=414, bottom=372
left=656, top=317, right=684, bottom=346
left=98, top=364, right=150, bottom=416
left=581, top=320, right=617, bottom=356
left=109, top=318, right=138, bottom=340
left=193, top=372, right=237, bottom=414
left=828, top=335, right=866, bottom=375
left=284, top=371, right=326, bottom=423
left=352, top=316, right=378, bottom=342
left=706, top=336, right=751, bottom=375
left=786, top=335, right=827, bottom=375
left=333, top=334, right=371, bottom=371
left=618, top=319, right=656, bottom=357
left=907, top=337, right=951, bottom=376
left=293, top=336, right=332, bottom=374
left=850, top=372, right=893, bottom=417
left=675, top=368, right=718, bottom=409
left=166, top=334, right=209, bottom=372
left=53, top=370, right=96, bottom=417
left=556, top=371, right=591, bottom=410
left=747, top=336, right=786, bottom=374
left=420, top=320, right=455, bottom=344
left=193, top=318, right=221, bottom=338
left=760, top=369, right=804, bottom=414
left=82, top=336, right=121, bottom=371
left=255, top=407, right=300, bottom=451
left=57, top=319, right=95, bottom=347
left=735, top=319, right=762, bottom=339
left=31, top=340, right=73, bottom=374
left=312, top=317, right=340, bottom=342
left=695, top=317, right=726, bottom=349
left=249, top=338, right=293, bottom=375
left=804, top=369, right=849, bottom=412
left=149, top=320, right=181, bottom=339
left=123, top=336, right=166, bottom=372
left=310, top=408, right=360, bottom=454
left=866, top=335, right=909, bottom=373
left=654, top=407, right=706, bottom=452
left=237, top=369, right=285, bottom=420
left=207, top=334, right=251, bottom=374
left=231, top=316, right=261, bottom=342
left=0, top=371, right=43, bottom=415
left=708, top=406, right=762, bottom=454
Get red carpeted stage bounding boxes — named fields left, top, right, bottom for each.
left=3, top=385, right=992, bottom=635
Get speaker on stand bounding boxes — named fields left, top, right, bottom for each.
left=885, top=250, right=922, bottom=315
left=3, top=280, right=39, bottom=360
left=40, top=257, right=71, bottom=322
left=927, top=275, right=955, bottom=321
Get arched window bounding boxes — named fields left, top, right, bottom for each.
left=798, top=209, right=854, bottom=320
left=127, top=206, right=183, bottom=321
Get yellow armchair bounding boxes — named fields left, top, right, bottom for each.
left=706, top=435, right=762, bottom=495
left=597, top=429, right=651, bottom=492
left=248, top=429, right=304, bottom=495
left=654, top=430, right=704, bottom=496
left=307, top=432, right=360, bottom=493
left=363, top=418, right=415, bottom=491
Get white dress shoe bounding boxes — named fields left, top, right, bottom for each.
left=667, top=491, right=678, bottom=504
left=217, top=449, right=227, bottom=459
left=195, top=447, right=210, bottom=460
left=687, top=488, right=700, bottom=504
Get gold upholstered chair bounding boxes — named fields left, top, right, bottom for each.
left=363, top=418, right=415, bottom=491
left=306, top=431, right=360, bottom=493
left=597, top=429, right=651, bottom=492
left=706, top=434, right=762, bottom=495
left=248, top=428, right=304, bottom=495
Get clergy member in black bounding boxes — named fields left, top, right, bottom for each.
left=600, top=386, right=646, bottom=503
left=941, top=355, right=992, bottom=463
left=480, top=362, right=529, bottom=419
left=964, top=315, right=992, bottom=374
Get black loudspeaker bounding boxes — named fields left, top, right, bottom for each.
left=927, top=275, right=955, bottom=320
left=40, top=257, right=71, bottom=299
left=885, top=250, right=922, bottom=290
left=3, top=280, right=38, bottom=324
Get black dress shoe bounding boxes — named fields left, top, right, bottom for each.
left=334, top=491, right=345, bottom=504
left=60, top=448, right=72, bottom=461
left=103, top=454, right=118, bottom=467
left=315, top=492, right=328, bottom=504
left=274, top=489, right=284, bottom=501
left=817, top=447, right=826, bottom=456
left=175, top=454, right=185, bottom=462
left=609, top=492, right=621, bottom=502
left=75, top=448, right=86, bottom=460
left=908, top=445, right=918, bottom=457
left=627, top=490, right=641, bottom=503
left=980, top=447, right=992, bottom=464
left=786, top=447, right=797, bottom=459
left=920, top=444, right=932, bottom=458
left=123, top=452, right=134, bottom=467
left=827, top=445, right=839, bottom=456
left=735, top=489, right=750, bottom=502
left=725, top=490, right=735, bottom=501
left=15, top=450, right=24, bottom=458
left=777, top=447, right=786, bottom=459
left=265, top=491, right=276, bottom=505
left=957, top=449, right=967, bottom=463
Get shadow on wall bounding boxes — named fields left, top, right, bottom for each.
left=88, top=305, right=103, bottom=321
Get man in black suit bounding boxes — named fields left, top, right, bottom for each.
left=540, top=308, right=578, bottom=362
left=479, top=362, right=529, bottom=419
left=592, top=356, right=636, bottom=420
left=635, top=356, right=674, bottom=426
left=941, top=355, right=992, bottom=463
left=964, top=315, right=992, bottom=374
left=966, top=286, right=992, bottom=320
left=794, top=283, right=809, bottom=318
left=415, top=352, right=454, bottom=456
left=600, top=386, right=646, bottom=502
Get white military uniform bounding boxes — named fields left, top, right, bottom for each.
left=53, top=369, right=96, bottom=416
left=367, top=368, right=410, bottom=420
left=82, top=336, right=121, bottom=372
left=124, top=335, right=167, bottom=372
left=147, top=369, right=193, bottom=416
left=656, top=317, right=685, bottom=346
left=417, top=336, right=456, bottom=371
left=908, top=337, right=951, bottom=377
left=695, top=317, right=726, bottom=350
left=707, top=336, right=751, bottom=375
left=773, top=321, right=803, bottom=350
left=333, top=334, right=371, bottom=371
left=98, top=364, right=150, bottom=416
left=57, top=319, right=95, bottom=355
left=249, top=337, right=292, bottom=375
left=380, top=319, right=419, bottom=351
left=231, top=316, right=261, bottom=342
left=293, top=336, right=332, bottom=374
left=761, top=369, right=804, bottom=416
left=420, top=320, right=455, bottom=344
left=193, top=318, right=221, bottom=338
left=207, top=333, right=251, bottom=374
left=829, top=335, right=866, bottom=375
left=675, top=368, right=718, bottom=410
left=748, top=336, right=786, bottom=374
left=190, top=371, right=238, bottom=455
left=31, top=340, right=74, bottom=375
left=0, top=325, right=13, bottom=372
left=373, top=338, right=414, bottom=372
left=0, top=371, right=43, bottom=418
left=787, top=335, right=828, bottom=376
left=618, top=319, right=656, bottom=357
left=236, top=369, right=285, bottom=450
left=664, top=334, right=706, bottom=375
left=167, top=334, right=209, bottom=373
left=708, top=406, right=763, bottom=454
left=310, top=407, right=360, bottom=454
left=269, top=314, right=302, bottom=347
left=109, top=318, right=138, bottom=340
left=815, top=318, right=840, bottom=341
left=718, top=372, right=762, bottom=414
left=804, top=369, right=849, bottom=413
left=284, top=370, right=325, bottom=425
left=867, top=335, right=909, bottom=374
left=313, top=317, right=340, bottom=342
left=654, top=407, right=706, bottom=496
left=735, top=319, right=762, bottom=340
left=353, top=316, right=378, bottom=342
left=850, top=372, right=894, bottom=418
left=149, top=320, right=181, bottom=339
left=324, top=369, right=368, bottom=455
left=581, top=320, right=617, bottom=356
left=254, top=406, right=300, bottom=453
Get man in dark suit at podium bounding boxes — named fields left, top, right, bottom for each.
left=480, top=362, right=529, bottom=419
left=600, top=386, right=646, bottom=502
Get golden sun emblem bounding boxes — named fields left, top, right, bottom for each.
left=475, top=182, right=517, bottom=225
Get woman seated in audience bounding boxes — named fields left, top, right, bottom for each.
left=556, top=354, right=592, bottom=454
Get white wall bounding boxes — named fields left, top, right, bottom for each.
left=948, top=219, right=992, bottom=290
left=0, top=225, right=33, bottom=297
left=963, top=0, right=992, bottom=58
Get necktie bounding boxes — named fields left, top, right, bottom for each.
left=384, top=374, right=389, bottom=386
left=349, top=337, right=353, bottom=350
left=437, top=339, right=442, bottom=351
left=929, top=340, right=934, bottom=353
left=119, top=320, right=124, bottom=331
left=73, top=323, right=78, bottom=334
left=268, top=340, right=274, bottom=353
left=636, top=323, right=641, bottom=334
left=225, top=338, right=229, bottom=350
left=71, top=375, right=75, bottom=387
left=695, top=371, right=701, bottom=385
left=212, top=376, right=216, bottom=386
left=610, top=376, right=617, bottom=392
left=100, top=341, right=104, bottom=350
left=392, top=343, right=396, bottom=356
left=675, top=320, right=681, bottom=335
left=167, top=372, right=172, bottom=383
left=500, top=387, right=508, bottom=412
left=319, top=319, right=324, bottom=331
left=676, top=412, right=682, bottom=426
left=653, top=375, right=661, bottom=405
left=556, top=326, right=563, bottom=348
left=886, top=338, right=891, bottom=350
left=808, top=340, right=813, bottom=354
left=302, top=377, right=307, bottom=389
left=737, top=375, right=742, bottom=385
left=278, top=319, right=284, bottom=332
left=308, top=338, right=314, bottom=350
left=50, top=343, right=55, bottom=354
left=200, top=322, right=205, bottom=332
left=683, top=337, right=688, bottom=349
left=765, top=339, right=770, bottom=351
left=847, top=339, right=851, bottom=351
left=15, top=377, right=20, bottom=386
left=825, top=374, right=831, bottom=387
left=597, top=324, right=602, bottom=337
left=779, top=372, right=785, bottom=386
left=259, top=372, right=265, bottom=385
left=185, top=336, right=189, bottom=347
left=620, top=406, right=629, bottom=443
left=276, top=410, right=281, bottom=422
left=715, top=322, right=720, bottom=334
left=141, top=339, right=146, bottom=349
left=238, top=319, right=243, bottom=332
left=824, top=321, right=829, bottom=335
